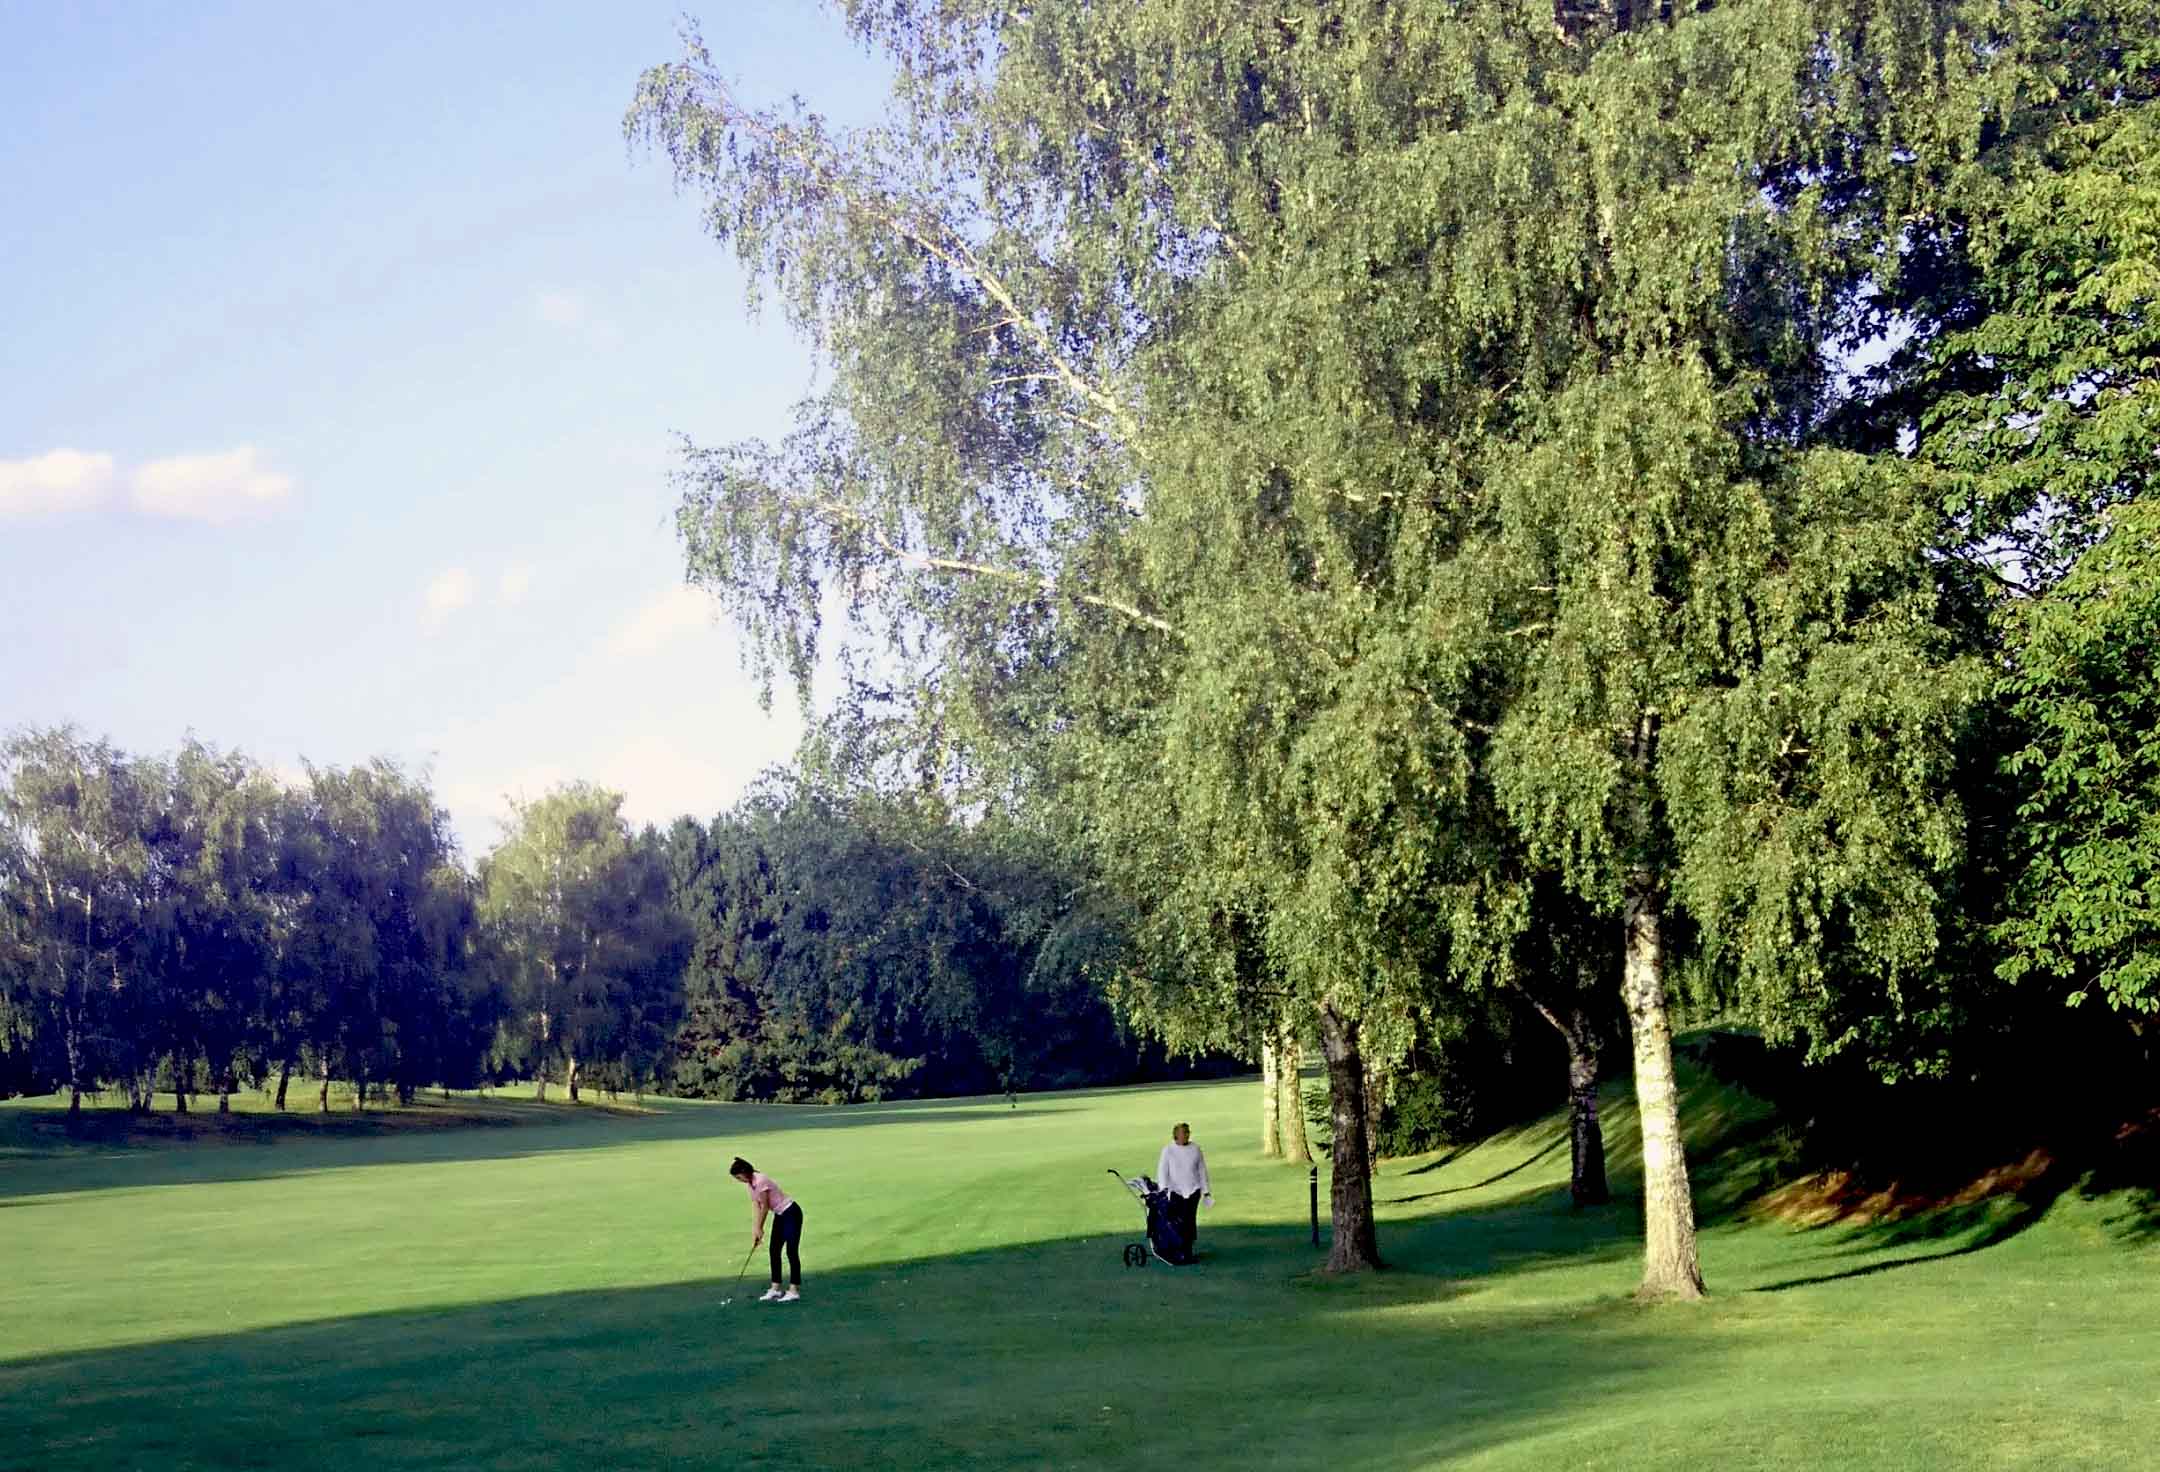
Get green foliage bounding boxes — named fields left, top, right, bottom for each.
left=1998, top=502, right=2160, bottom=1015
left=479, top=783, right=689, bottom=1098
left=662, top=768, right=1178, bottom=1102
left=0, top=729, right=505, bottom=1109
left=625, top=0, right=2035, bottom=1127
left=0, top=719, right=1165, bottom=1112
left=1819, top=1, right=2160, bottom=1039
left=1847, top=7, right=2160, bottom=588
left=0, top=728, right=154, bottom=1104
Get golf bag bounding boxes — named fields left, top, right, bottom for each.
left=1108, top=1169, right=1194, bottom=1266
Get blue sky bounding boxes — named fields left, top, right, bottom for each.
left=1, top=0, right=890, bottom=856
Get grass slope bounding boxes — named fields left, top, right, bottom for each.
left=2, top=1068, right=2155, bottom=1471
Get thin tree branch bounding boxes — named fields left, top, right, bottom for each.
left=680, top=70, right=1148, bottom=457
left=814, top=499, right=1180, bottom=638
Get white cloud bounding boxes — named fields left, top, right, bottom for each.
left=597, top=729, right=799, bottom=831
left=608, top=584, right=713, bottom=657
left=534, top=289, right=588, bottom=328
left=439, top=760, right=573, bottom=839
left=427, top=653, right=806, bottom=857
left=0, top=448, right=116, bottom=518
left=130, top=446, right=293, bottom=522
left=531, top=288, right=622, bottom=348
left=424, top=567, right=476, bottom=625
left=262, top=760, right=313, bottom=791
left=497, top=565, right=536, bottom=606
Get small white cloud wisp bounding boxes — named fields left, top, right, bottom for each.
left=608, top=584, right=713, bottom=657
left=497, top=565, right=536, bottom=606
left=130, top=446, right=294, bottom=522
left=0, top=449, right=117, bottom=518
left=534, top=289, right=588, bottom=328
left=424, top=567, right=477, bottom=625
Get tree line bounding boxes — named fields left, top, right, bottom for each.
left=0, top=728, right=1191, bottom=1112
left=625, top=0, right=2160, bottom=1292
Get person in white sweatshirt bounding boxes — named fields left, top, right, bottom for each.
left=1155, top=1122, right=1212, bottom=1256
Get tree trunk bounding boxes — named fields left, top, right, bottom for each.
left=173, top=1051, right=192, bottom=1114
left=1260, top=1040, right=1282, bottom=1156
left=317, top=1059, right=331, bottom=1113
left=274, top=1058, right=292, bottom=1112
left=1363, top=1052, right=1387, bottom=1168
left=70, top=900, right=92, bottom=1116
left=353, top=1066, right=366, bottom=1112
left=1623, top=873, right=1704, bottom=1299
left=1318, top=1002, right=1382, bottom=1272
left=566, top=1055, right=580, bottom=1104
left=534, top=1007, right=551, bottom=1101
left=1565, top=1008, right=1609, bottom=1207
left=1278, top=1029, right=1313, bottom=1164
left=1523, top=991, right=1611, bottom=1208
left=63, top=1006, right=84, bottom=1116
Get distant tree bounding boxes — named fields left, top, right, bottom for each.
left=661, top=762, right=1156, bottom=1104
left=481, top=785, right=688, bottom=1102
left=274, top=761, right=459, bottom=1110
left=0, top=728, right=152, bottom=1114
left=136, top=739, right=279, bottom=1113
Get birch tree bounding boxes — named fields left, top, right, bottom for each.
left=626, top=0, right=2039, bottom=1284
left=0, top=729, right=150, bottom=1115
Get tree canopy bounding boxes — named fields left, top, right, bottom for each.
left=623, top=0, right=2141, bottom=1289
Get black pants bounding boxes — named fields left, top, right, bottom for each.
left=1169, top=1192, right=1200, bottom=1253
left=768, top=1202, right=804, bottom=1286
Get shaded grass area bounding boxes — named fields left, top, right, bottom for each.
left=4, top=1065, right=2158, bottom=1471
left=1, top=1231, right=1709, bottom=1472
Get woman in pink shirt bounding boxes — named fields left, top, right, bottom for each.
left=730, top=1156, right=805, bottom=1302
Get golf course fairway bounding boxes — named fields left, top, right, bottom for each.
left=3, top=1070, right=2154, bottom=1470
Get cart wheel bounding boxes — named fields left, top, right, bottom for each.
left=1123, top=1242, right=1149, bottom=1268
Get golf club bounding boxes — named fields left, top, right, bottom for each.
left=718, top=1242, right=758, bottom=1305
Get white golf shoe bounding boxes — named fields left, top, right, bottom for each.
left=778, top=1289, right=801, bottom=1303
left=758, top=1287, right=785, bottom=1302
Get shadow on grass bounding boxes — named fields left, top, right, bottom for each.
left=2076, top=1112, right=2160, bottom=1247
left=1726, top=1094, right=2160, bottom=1292
left=1370, top=1052, right=2156, bottom=1296
left=1747, top=1142, right=2160, bottom=1293
left=1381, top=1186, right=1640, bottom=1287
left=1749, top=1190, right=2056, bottom=1294
left=0, top=1223, right=1709, bottom=1472
left=1384, top=1135, right=1566, bottom=1206
left=1399, top=1139, right=1483, bottom=1177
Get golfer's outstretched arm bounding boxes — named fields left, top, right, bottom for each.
left=750, top=1198, right=769, bottom=1244
left=1197, top=1148, right=1210, bottom=1197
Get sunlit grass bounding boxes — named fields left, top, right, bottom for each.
left=3, top=1067, right=2154, bottom=1471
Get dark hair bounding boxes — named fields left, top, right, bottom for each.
left=729, top=1156, right=754, bottom=1179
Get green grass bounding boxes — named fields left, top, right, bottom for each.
left=3, top=1068, right=2155, bottom=1472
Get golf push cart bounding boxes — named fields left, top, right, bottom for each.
left=1108, top=1168, right=1195, bottom=1267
